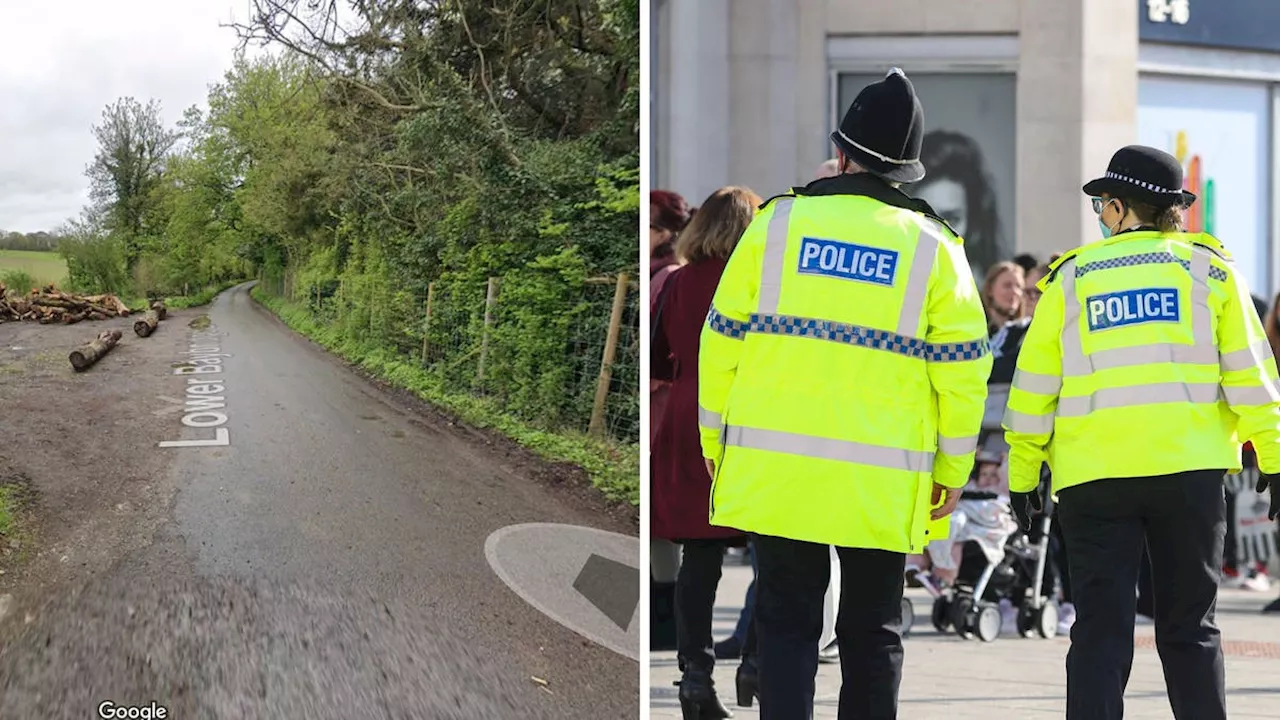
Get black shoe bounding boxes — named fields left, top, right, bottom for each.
left=677, top=669, right=732, bottom=720
left=817, top=639, right=839, bottom=664
left=714, top=636, right=743, bottom=660
left=1263, top=597, right=1280, bottom=614
left=734, top=656, right=759, bottom=708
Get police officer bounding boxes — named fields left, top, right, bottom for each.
left=1003, top=144, right=1280, bottom=720
left=698, top=68, right=992, bottom=720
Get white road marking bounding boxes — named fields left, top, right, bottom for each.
left=485, top=523, right=640, bottom=661
left=160, top=326, right=233, bottom=448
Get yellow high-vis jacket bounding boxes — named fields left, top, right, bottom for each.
left=698, top=173, right=992, bottom=554
left=1003, top=230, right=1280, bottom=495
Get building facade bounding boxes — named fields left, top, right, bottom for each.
left=652, top=0, right=1280, bottom=296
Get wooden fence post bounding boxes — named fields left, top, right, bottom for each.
left=421, top=282, right=436, bottom=364
left=476, top=277, right=499, bottom=385
left=589, top=272, right=630, bottom=438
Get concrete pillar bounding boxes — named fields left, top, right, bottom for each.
left=658, top=0, right=731, bottom=204
left=727, top=0, right=799, bottom=199
left=1016, top=0, right=1138, bottom=262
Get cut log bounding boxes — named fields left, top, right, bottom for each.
left=134, top=309, right=160, bottom=337
left=150, top=301, right=167, bottom=321
left=106, top=295, right=131, bottom=317
left=69, top=329, right=122, bottom=372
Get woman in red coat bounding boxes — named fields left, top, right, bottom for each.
left=651, top=185, right=759, bottom=719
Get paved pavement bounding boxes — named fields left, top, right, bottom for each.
left=650, top=559, right=1280, bottom=719
left=1, top=284, right=638, bottom=719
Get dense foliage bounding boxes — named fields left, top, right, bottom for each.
left=50, top=1, right=640, bottom=492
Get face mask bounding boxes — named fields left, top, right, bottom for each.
left=1096, top=198, right=1121, bottom=239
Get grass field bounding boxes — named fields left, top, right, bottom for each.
left=0, top=250, right=67, bottom=290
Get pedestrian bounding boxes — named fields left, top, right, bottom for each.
left=652, top=186, right=762, bottom=720
left=1003, top=144, right=1280, bottom=720
left=980, top=261, right=1025, bottom=336
left=649, top=188, right=694, bottom=653
left=699, top=68, right=991, bottom=720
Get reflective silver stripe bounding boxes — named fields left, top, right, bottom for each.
left=1012, top=368, right=1062, bottom=396
left=1059, top=260, right=1090, bottom=377
left=937, top=433, right=979, bottom=456
left=1085, top=342, right=1216, bottom=372
left=1222, top=383, right=1280, bottom=407
left=1189, top=249, right=1214, bottom=356
left=1056, top=382, right=1220, bottom=417
left=1003, top=407, right=1055, bottom=435
left=895, top=221, right=940, bottom=339
left=723, top=424, right=933, bottom=473
left=1221, top=339, right=1275, bottom=372
left=757, top=198, right=793, bottom=315
left=698, top=405, right=723, bottom=431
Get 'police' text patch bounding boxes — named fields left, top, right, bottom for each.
left=1086, top=288, right=1180, bottom=332
left=797, top=238, right=898, bottom=287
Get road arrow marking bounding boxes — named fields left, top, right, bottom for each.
left=573, top=554, right=639, bottom=631
left=485, top=523, right=639, bottom=661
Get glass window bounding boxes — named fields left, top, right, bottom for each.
left=1138, top=75, right=1272, bottom=294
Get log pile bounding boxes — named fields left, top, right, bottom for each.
left=0, top=284, right=133, bottom=324
left=69, top=329, right=123, bottom=372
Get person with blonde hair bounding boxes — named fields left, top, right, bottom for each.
left=981, top=261, right=1025, bottom=335
left=652, top=185, right=763, bottom=719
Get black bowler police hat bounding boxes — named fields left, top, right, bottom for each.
left=1083, top=145, right=1197, bottom=209
left=830, top=68, right=926, bottom=184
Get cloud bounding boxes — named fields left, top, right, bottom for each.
left=0, top=0, right=250, bottom=232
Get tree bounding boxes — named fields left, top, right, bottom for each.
left=85, top=97, right=179, bottom=270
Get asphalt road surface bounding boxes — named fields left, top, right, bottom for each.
left=0, top=283, right=638, bottom=719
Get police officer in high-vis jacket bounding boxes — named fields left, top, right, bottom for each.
left=698, top=68, right=992, bottom=720
left=1004, top=145, right=1280, bottom=720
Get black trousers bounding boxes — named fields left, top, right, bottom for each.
left=675, top=539, right=736, bottom=673
left=1057, top=470, right=1227, bottom=720
left=1051, top=515, right=1073, bottom=604
left=753, top=533, right=906, bottom=720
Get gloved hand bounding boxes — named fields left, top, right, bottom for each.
left=1011, top=491, right=1042, bottom=533
left=1256, top=473, right=1279, bottom=521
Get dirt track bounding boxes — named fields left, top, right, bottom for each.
left=0, top=287, right=639, bottom=719
left=0, top=311, right=191, bottom=618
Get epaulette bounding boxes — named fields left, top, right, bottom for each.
left=1039, top=246, right=1086, bottom=290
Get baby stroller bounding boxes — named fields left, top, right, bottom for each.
left=929, top=480, right=1060, bottom=642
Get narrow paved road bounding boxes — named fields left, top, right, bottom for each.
left=1, top=283, right=638, bottom=719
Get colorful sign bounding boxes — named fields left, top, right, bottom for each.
left=1172, top=130, right=1215, bottom=235
left=1138, top=76, right=1270, bottom=293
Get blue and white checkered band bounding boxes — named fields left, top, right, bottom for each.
left=706, top=307, right=989, bottom=363
left=1106, top=171, right=1182, bottom=195
left=1075, top=251, right=1229, bottom=282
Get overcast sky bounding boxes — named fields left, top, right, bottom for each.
left=0, top=1, right=251, bottom=233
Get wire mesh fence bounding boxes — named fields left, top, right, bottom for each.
left=270, top=266, right=639, bottom=446
left=417, top=274, right=640, bottom=445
